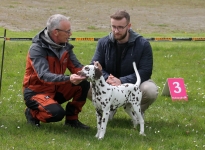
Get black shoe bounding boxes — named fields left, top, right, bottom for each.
left=65, top=120, right=90, bottom=130
left=25, top=108, right=40, bottom=127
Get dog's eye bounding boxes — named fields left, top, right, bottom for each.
left=85, top=67, right=90, bottom=71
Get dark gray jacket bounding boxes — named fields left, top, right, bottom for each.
left=91, top=29, right=153, bottom=84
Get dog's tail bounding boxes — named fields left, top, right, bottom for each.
left=133, top=62, right=141, bottom=86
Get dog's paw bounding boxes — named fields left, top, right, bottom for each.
left=95, top=134, right=104, bottom=140
left=98, top=137, right=104, bottom=140
left=139, top=132, right=146, bottom=136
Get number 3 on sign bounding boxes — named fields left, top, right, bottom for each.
left=173, top=82, right=181, bottom=93
left=168, top=78, right=188, bottom=101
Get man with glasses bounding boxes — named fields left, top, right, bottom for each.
left=23, top=14, right=90, bottom=129
left=90, top=10, right=158, bottom=120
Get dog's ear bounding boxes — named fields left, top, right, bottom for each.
left=94, top=67, right=102, bottom=80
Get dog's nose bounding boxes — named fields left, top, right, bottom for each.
left=77, top=71, right=82, bottom=76
left=77, top=71, right=86, bottom=77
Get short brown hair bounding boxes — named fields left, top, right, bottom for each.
left=110, top=10, right=130, bottom=23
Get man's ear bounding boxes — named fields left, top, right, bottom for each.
left=52, top=29, right=59, bottom=36
left=128, top=23, right=131, bottom=30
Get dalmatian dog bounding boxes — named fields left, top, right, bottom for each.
left=78, top=62, right=145, bottom=139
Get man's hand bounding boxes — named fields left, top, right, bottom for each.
left=94, top=61, right=102, bottom=71
left=106, top=74, right=121, bottom=86
left=70, top=74, right=86, bottom=85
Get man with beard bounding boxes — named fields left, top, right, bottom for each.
left=90, top=10, right=158, bottom=120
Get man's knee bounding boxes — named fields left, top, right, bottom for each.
left=140, top=80, right=158, bottom=112
left=45, top=104, right=65, bottom=122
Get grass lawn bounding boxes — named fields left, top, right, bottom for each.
left=0, top=28, right=205, bottom=150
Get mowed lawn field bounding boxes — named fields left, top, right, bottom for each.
left=0, top=29, right=204, bottom=149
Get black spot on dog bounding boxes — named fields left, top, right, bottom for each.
left=84, top=66, right=90, bottom=71
left=110, top=105, right=114, bottom=111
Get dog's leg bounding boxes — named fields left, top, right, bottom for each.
left=132, top=105, right=146, bottom=136
left=124, top=103, right=146, bottom=136
left=95, top=110, right=102, bottom=138
left=109, top=109, right=117, bottom=120
left=98, top=110, right=110, bottom=140
left=124, top=103, right=138, bottom=126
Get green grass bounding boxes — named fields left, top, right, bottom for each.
left=0, top=28, right=205, bottom=150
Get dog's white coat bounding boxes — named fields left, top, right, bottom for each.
left=79, top=62, right=145, bottom=139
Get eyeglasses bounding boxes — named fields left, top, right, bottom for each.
left=111, top=24, right=129, bottom=31
left=56, top=29, right=71, bottom=34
